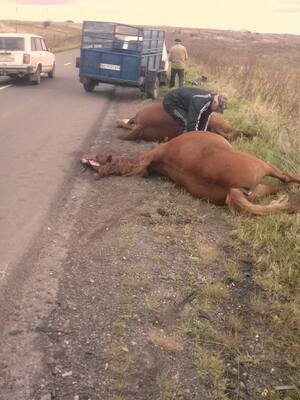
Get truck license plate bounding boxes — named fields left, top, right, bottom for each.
left=100, top=63, right=120, bottom=71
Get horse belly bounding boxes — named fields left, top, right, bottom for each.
left=181, top=177, right=228, bottom=205
left=151, top=159, right=228, bottom=205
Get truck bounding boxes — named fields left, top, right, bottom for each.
left=76, top=21, right=168, bottom=99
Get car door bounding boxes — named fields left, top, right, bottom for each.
left=35, top=37, right=44, bottom=70
left=30, top=36, right=39, bottom=71
left=40, top=38, right=52, bottom=71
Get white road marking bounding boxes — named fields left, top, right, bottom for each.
left=64, top=62, right=72, bottom=66
left=0, top=84, right=13, bottom=90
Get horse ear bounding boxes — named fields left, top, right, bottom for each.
left=106, top=155, right=112, bottom=163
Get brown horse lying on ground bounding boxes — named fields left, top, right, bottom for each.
left=116, top=102, right=252, bottom=142
left=81, top=132, right=300, bottom=216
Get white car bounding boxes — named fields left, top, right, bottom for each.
left=0, top=33, right=55, bottom=84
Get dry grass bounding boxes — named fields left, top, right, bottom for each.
left=158, top=375, right=191, bottom=400
left=165, top=27, right=300, bottom=153
left=0, top=20, right=81, bottom=51
left=202, top=282, right=230, bottom=303
left=148, top=329, right=183, bottom=352
left=195, top=242, right=218, bottom=265
left=224, top=260, right=243, bottom=283
left=163, top=27, right=300, bottom=398
left=194, top=344, right=228, bottom=400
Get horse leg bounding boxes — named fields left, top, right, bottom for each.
left=225, top=130, right=243, bottom=140
left=212, top=128, right=241, bottom=141
left=267, top=164, right=300, bottom=184
left=248, top=183, right=295, bottom=201
left=242, top=130, right=256, bottom=139
left=213, top=129, right=231, bottom=141
left=226, top=188, right=300, bottom=216
left=117, top=124, right=144, bottom=141
left=213, top=128, right=256, bottom=141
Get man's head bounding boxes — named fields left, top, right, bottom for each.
left=211, top=94, right=228, bottom=113
left=174, top=38, right=182, bottom=43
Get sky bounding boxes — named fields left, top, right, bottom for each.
left=1, top=0, right=300, bottom=35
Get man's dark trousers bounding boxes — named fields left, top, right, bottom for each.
left=169, top=68, right=185, bottom=88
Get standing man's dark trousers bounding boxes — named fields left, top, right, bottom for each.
left=169, top=68, right=185, bottom=88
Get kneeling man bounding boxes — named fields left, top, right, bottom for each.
left=162, top=87, right=228, bottom=132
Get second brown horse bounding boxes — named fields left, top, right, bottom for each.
left=116, top=102, right=252, bottom=142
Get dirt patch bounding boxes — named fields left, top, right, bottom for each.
left=30, top=182, right=235, bottom=400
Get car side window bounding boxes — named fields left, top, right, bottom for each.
left=31, top=37, right=37, bottom=51
left=35, top=38, right=43, bottom=51
left=41, top=39, right=47, bottom=51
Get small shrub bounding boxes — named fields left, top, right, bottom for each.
left=43, top=20, right=51, bottom=28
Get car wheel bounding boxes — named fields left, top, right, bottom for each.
left=32, top=66, right=41, bottom=85
left=48, top=63, right=55, bottom=78
left=83, top=80, right=96, bottom=92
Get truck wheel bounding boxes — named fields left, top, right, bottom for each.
left=83, top=80, right=96, bottom=92
left=145, top=72, right=159, bottom=100
left=158, top=71, right=168, bottom=86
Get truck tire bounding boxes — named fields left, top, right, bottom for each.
left=83, top=79, right=96, bottom=92
left=158, top=71, right=168, bottom=86
left=145, top=72, right=159, bottom=100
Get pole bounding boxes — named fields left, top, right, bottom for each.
left=15, top=7, right=18, bottom=32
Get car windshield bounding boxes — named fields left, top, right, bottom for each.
left=0, top=37, right=25, bottom=51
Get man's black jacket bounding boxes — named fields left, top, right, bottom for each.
left=163, top=87, right=215, bottom=131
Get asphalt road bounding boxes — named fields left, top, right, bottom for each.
left=0, top=49, right=148, bottom=399
left=0, top=49, right=116, bottom=288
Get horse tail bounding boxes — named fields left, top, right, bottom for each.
left=226, top=188, right=300, bottom=216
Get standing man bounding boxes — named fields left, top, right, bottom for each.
left=168, top=38, right=188, bottom=88
left=162, top=87, right=228, bottom=132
